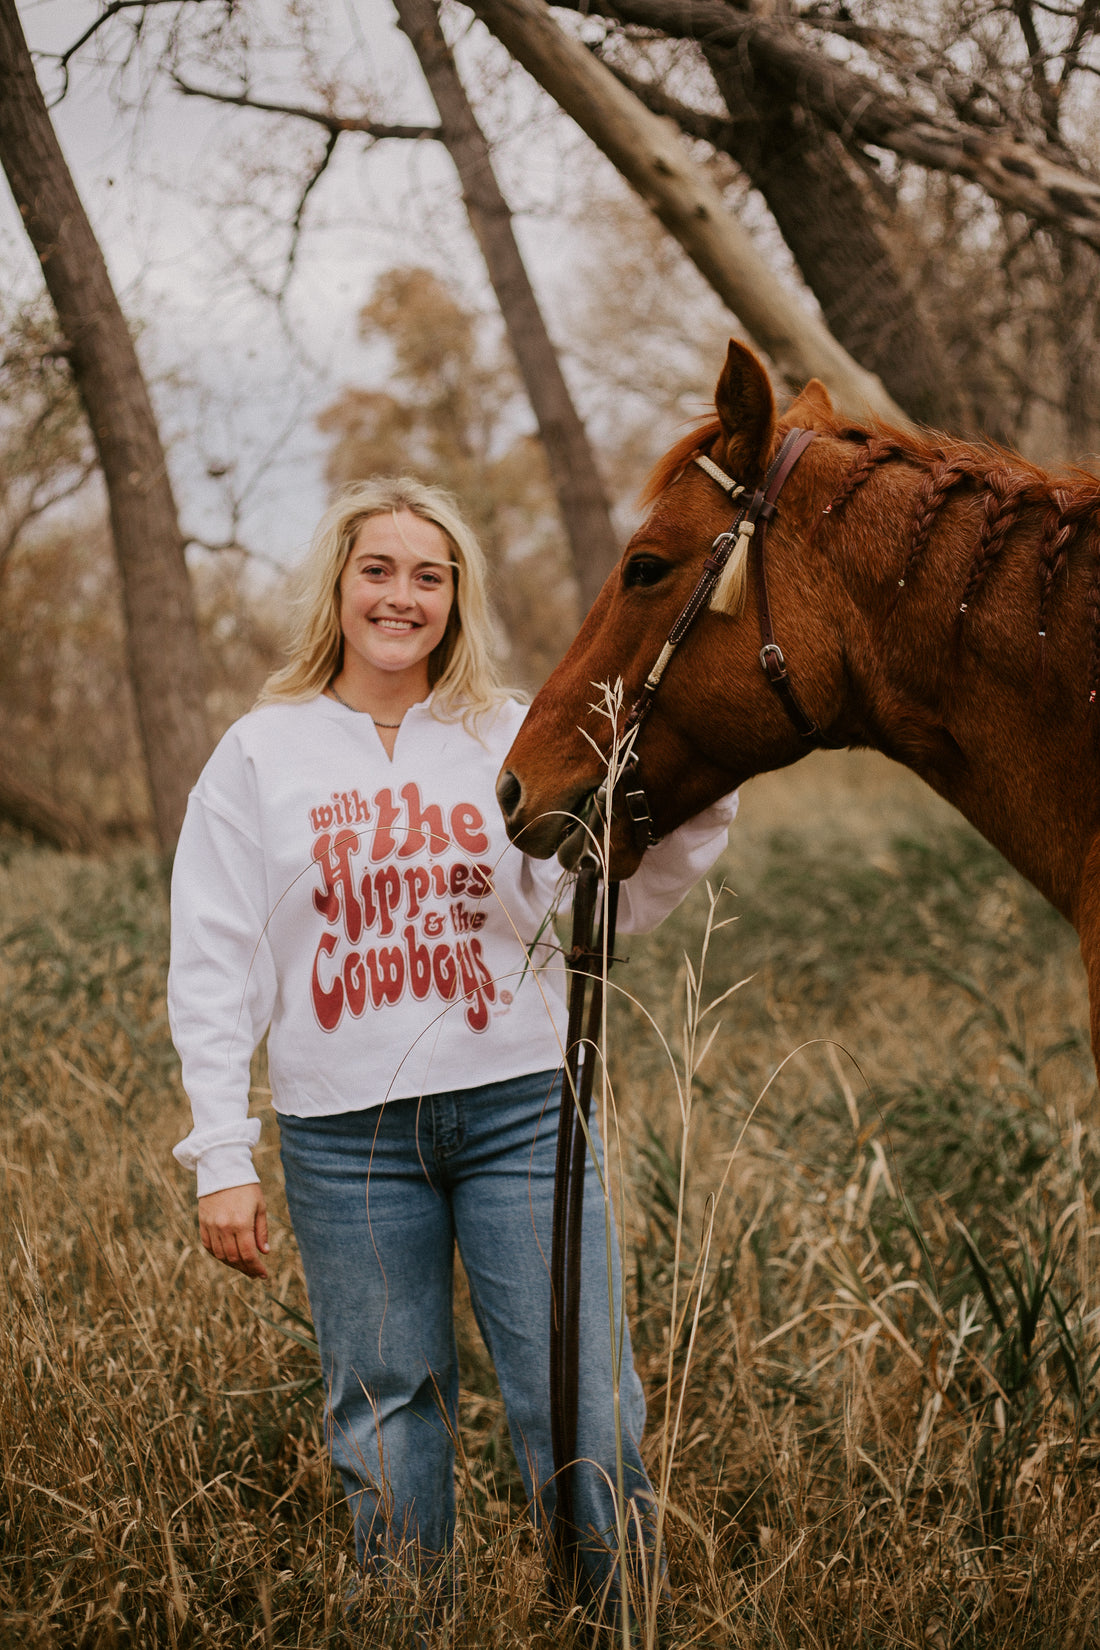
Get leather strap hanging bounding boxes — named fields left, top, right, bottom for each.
left=549, top=858, right=619, bottom=1572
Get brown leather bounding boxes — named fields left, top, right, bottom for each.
left=549, top=863, right=619, bottom=1579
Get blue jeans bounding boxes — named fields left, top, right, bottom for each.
left=278, top=1069, right=656, bottom=1606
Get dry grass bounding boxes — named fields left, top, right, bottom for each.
left=2, top=751, right=1099, bottom=1646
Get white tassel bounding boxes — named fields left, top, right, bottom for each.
left=708, top=522, right=754, bottom=616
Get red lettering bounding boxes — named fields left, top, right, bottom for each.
left=359, top=868, right=377, bottom=930
left=404, top=925, right=432, bottom=1000
left=451, top=803, right=489, bottom=854
left=403, top=865, right=431, bottom=920
left=311, top=834, right=339, bottom=923
left=449, top=863, right=469, bottom=897
left=399, top=782, right=450, bottom=857
left=456, top=940, right=491, bottom=1032
left=366, top=945, right=405, bottom=1007
left=344, top=951, right=367, bottom=1017
left=430, top=864, right=449, bottom=898
left=312, top=830, right=364, bottom=942
left=311, top=932, right=344, bottom=1031
left=373, top=865, right=401, bottom=938
left=466, top=862, right=493, bottom=900
left=371, top=788, right=400, bottom=860
left=432, top=943, right=458, bottom=1000
left=468, top=936, right=496, bottom=999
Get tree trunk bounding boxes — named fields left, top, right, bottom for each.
left=0, top=0, right=210, bottom=853
left=394, top=0, right=619, bottom=609
left=465, top=0, right=909, bottom=424
left=0, top=735, right=102, bottom=853
left=699, top=52, right=966, bottom=430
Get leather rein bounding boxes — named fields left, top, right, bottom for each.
left=549, top=426, right=826, bottom=1575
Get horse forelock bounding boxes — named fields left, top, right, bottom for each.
left=638, top=418, right=724, bottom=509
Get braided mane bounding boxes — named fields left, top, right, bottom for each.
left=641, top=406, right=1100, bottom=704
left=818, top=415, right=1100, bottom=699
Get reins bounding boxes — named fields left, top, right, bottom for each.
left=549, top=855, right=618, bottom=1575
left=618, top=426, right=829, bottom=847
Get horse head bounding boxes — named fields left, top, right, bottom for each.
left=497, top=340, right=852, bottom=877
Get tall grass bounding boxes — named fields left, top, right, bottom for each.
left=2, top=751, right=1099, bottom=1646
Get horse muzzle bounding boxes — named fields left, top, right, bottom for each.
left=496, top=769, right=646, bottom=876
left=495, top=768, right=595, bottom=861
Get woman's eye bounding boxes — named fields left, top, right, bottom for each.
left=623, top=556, right=669, bottom=590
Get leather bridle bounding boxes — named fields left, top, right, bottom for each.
left=615, top=426, right=832, bottom=847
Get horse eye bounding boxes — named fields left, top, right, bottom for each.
left=622, top=556, right=670, bottom=590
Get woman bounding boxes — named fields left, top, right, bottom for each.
left=168, top=477, right=736, bottom=1625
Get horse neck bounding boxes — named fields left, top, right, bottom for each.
left=816, top=440, right=1095, bottom=917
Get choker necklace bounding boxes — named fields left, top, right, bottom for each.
left=328, top=683, right=402, bottom=727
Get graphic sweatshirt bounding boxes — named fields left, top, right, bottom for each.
left=168, top=695, right=737, bottom=1195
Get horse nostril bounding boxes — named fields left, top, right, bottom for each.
left=496, top=769, right=522, bottom=819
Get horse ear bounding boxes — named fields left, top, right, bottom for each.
left=786, top=377, right=834, bottom=428
left=714, top=340, right=776, bottom=487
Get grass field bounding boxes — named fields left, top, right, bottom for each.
left=2, top=750, right=1098, bottom=1647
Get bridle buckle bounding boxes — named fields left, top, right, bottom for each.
left=621, top=758, right=659, bottom=847
left=759, top=641, right=789, bottom=684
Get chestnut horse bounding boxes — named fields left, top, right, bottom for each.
left=497, top=340, right=1100, bottom=1078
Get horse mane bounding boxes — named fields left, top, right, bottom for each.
left=642, top=401, right=1100, bottom=701
left=814, top=409, right=1100, bottom=703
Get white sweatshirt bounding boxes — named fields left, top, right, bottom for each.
left=169, top=695, right=736, bottom=1195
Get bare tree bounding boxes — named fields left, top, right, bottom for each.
left=168, top=0, right=622, bottom=607
left=465, top=0, right=908, bottom=420
left=394, top=0, right=620, bottom=607
left=551, top=0, right=1100, bottom=251
left=0, top=0, right=209, bottom=853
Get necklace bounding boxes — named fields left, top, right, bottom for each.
left=328, top=683, right=403, bottom=727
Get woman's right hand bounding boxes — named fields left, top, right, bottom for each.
left=198, top=1182, right=270, bottom=1279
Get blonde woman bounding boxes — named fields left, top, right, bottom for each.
left=168, top=477, right=736, bottom=1627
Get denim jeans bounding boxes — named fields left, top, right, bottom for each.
left=278, top=1069, right=656, bottom=1607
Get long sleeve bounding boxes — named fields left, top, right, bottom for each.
left=168, top=784, right=277, bottom=1197
left=616, top=791, right=738, bottom=933
left=514, top=791, right=738, bottom=935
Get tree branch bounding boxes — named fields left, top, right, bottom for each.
left=47, top=0, right=198, bottom=101
left=170, top=73, right=441, bottom=140
left=1010, top=0, right=1062, bottom=139
left=0, top=460, right=99, bottom=575
left=547, top=0, right=1100, bottom=251
left=467, top=0, right=908, bottom=421
left=592, top=51, right=748, bottom=149
left=280, top=128, right=339, bottom=297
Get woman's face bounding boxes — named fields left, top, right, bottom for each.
left=338, top=511, right=456, bottom=693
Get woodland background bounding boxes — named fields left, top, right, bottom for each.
left=4, top=0, right=1100, bottom=849
left=3, top=2, right=1100, bottom=1645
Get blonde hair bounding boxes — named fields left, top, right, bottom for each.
left=257, top=476, right=508, bottom=723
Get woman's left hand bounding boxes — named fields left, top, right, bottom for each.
left=198, top=1182, right=270, bottom=1280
